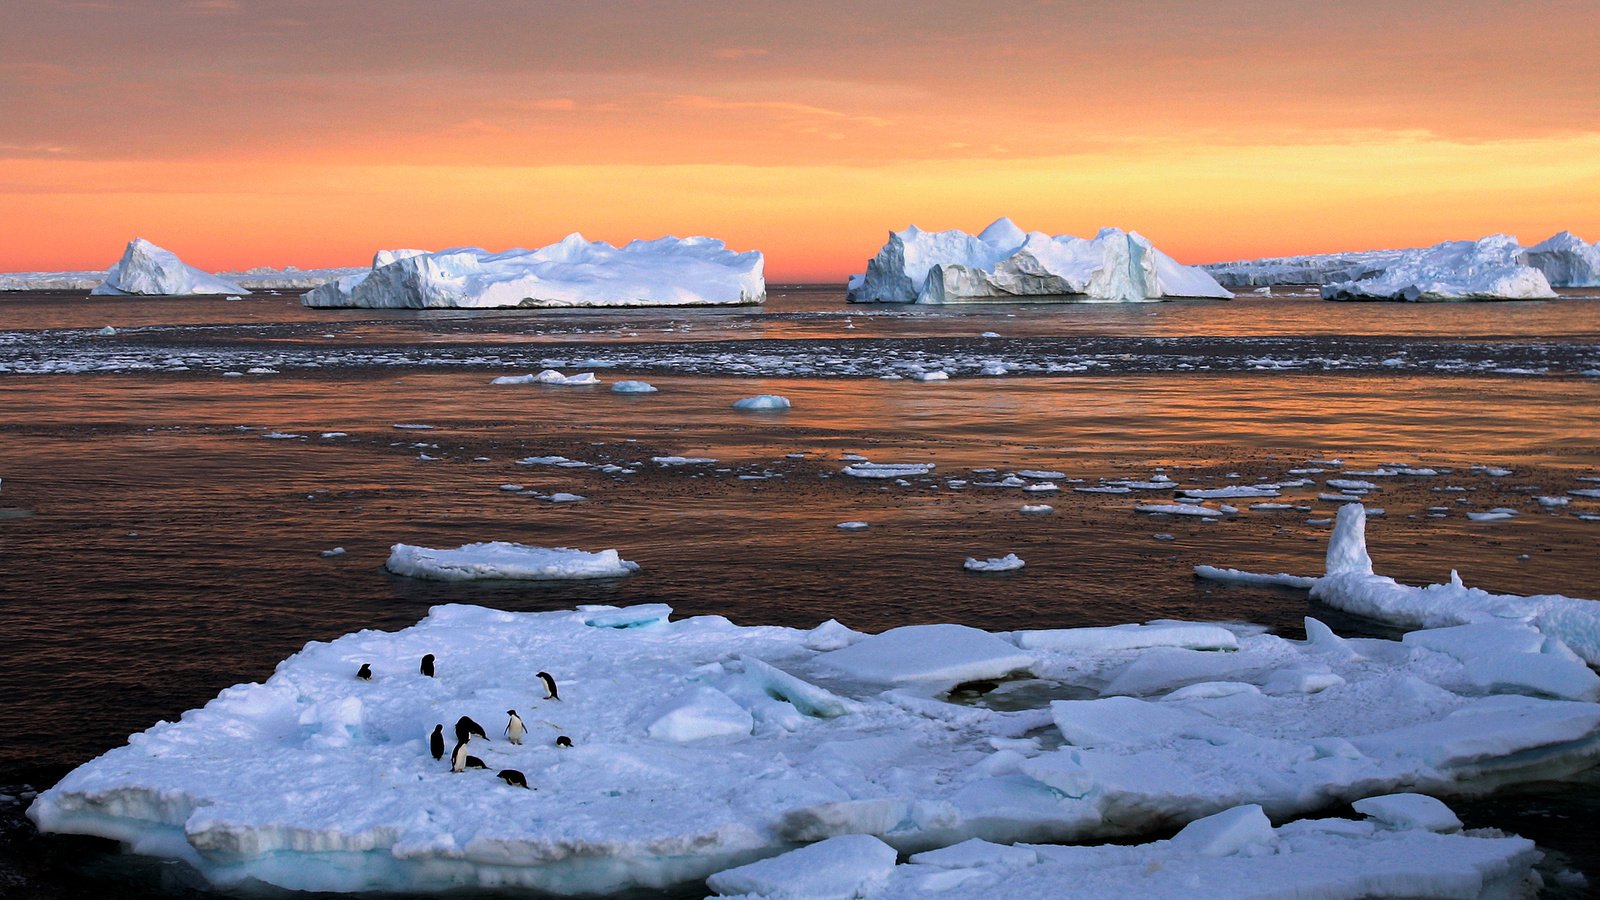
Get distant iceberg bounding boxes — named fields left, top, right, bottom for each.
left=1321, top=235, right=1555, bottom=302
left=846, top=218, right=1233, bottom=304
left=302, top=235, right=765, bottom=309
left=1522, top=231, right=1600, bottom=287
left=90, top=238, right=249, bottom=297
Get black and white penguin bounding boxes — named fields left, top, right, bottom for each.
left=356, top=663, right=372, bottom=680
left=420, top=654, right=435, bottom=677
left=555, top=735, right=573, bottom=749
left=455, top=715, right=487, bottom=744
left=450, top=740, right=470, bottom=773
left=496, top=769, right=529, bottom=789
left=429, top=724, right=445, bottom=760
left=505, top=710, right=526, bottom=745
left=464, top=755, right=488, bottom=770
left=536, top=671, right=560, bottom=701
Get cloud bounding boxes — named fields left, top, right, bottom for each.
left=712, top=47, right=768, bottom=60
left=668, top=95, right=892, bottom=128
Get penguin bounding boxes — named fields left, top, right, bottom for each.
left=455, top=715, right=487, bottom=744
left=356, top=663, right=372, bottom=680
left=429, top=724, right=444, bottom=761
left=555, top=735, right=573, bottom=749
left=464, top=755, right=488, bottom=770
left=420, top=654, right=435, bottom=677
left=496, top=769, right=529, bottom=789
left=450, top=740, right=470, bottom=773
left=505, top=710, right=526, bottom=745
left=536, top=671, right=560, bottom=701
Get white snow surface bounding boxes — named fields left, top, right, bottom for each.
left=846, top=218, right=1232, bottom=304
left=29, top=602, right=1600, bottom=895
left=384, top=542, right=639, bottom=581
left=90, top=239, right=250, bottom=297
left=301, top=234, right=764, bottom=308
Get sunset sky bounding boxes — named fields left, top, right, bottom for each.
left=2, top=0, right=1598, bottom=279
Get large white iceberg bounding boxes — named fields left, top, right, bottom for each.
left=30, top=600, right=1600, bottom=894
left=89, top=238, right=250, bottom=297
left=1522, top=230, right=1600, bottom=287
left=302, top=234, right=764, bottom=309
left=846, top=218, right=1232, bottom=304
left=1321, top=235, right=1556, bottom=301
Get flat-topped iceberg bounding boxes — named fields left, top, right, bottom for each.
left=385, top=542, right=639, bottom=581
left=1322, top=235, right=1556, bottom=302
left=31, top=599, right=1600, bottom=894
left=302, top=234, right=764, bottom=309
left=90, top=238, right=250, bottom=297
left=846, top=218, right=1232, bottom=304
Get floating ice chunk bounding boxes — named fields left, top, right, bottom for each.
left=498, top=483, right=524, bottom=491
left=611, top=380, right=658, bottom=393
left=319, top=432, right=347, bottom=439
left=1537, top=496, right=1569, bottom=508
left=1018, top=470, right=1066, bottom=479
left=94, top=325, right=117, bottom=336
left=842, top=462, right=934, bottom=479
left=705, top=834, right=896, bottom=899
left=385, top=541, right=638, bottom=580
left=1181, top=485, right=1280, bottom=499
left=1193, top=566, right=1318, bottom=589
left=912, top=370, right=949, bottom=381
left=91, top=238, right=250, bottom=296
left=1016, top=622, right=1239, bottom=653
left=319, top=547, right=346, bottom=558
left=1327, top=479, right=1379, bottom=490
left=817, top=623, right=1034, bottom=687
left=1168, top=803, right=1276, bottom=857
left=836, top=521, right=870, bottom=531
left=964, top=553, right=1025, bottom=573
left=1466, top=510, right=1516, bottom=522
left=1322, top=234, right=1557, bottom=301
left=302, top=234, right=765, bottom=309
left=1021, top=482, right=1059, bottom=493
left=580, top=603, right=673, bottom=629
left=732, top=394, right=791, bottom=410
left=492, top=369, right=599, bottom=386
left=541, top=492, right=585, bottom=503
left=979, top=363, right=1008, bottom=376
left=646, top=686, right=753, bottom=742
left=652, top=456, right=718, bottom=466
left=392, top=423, right=433, bottom=430
left=1136, top=503, right=1222, bottom=517
left=1020, top=504, right=1054, bottom=515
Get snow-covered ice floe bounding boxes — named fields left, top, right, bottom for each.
left=301, top=234, right=765, bottom=309
left=963, top=553, right=1025, bottom=573
left=846, top=218, right=1232, bottom=304
left=1318, top=235, right=1556, bottom=302
left=610, top=380, right=658, bottom=394
left=841, top=462, right=934, bottom=479
left=384, top=542, right=639, bottom=581
left=90, top=238, right=250, bottom=297
left=732, top=394, right=791, bottom=411
left=706, top=799, right=1540, bottom=899
left=490, top=369, right=600, bottom=386
left=1200, top=503, right=1600, bottom=669
left=32, top=594, right=1600, bottom=895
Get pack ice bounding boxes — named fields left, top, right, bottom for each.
left=301, top=234, right=765, bottom=309
left=845, top=218, right=1233, bottom=304
left=90, top=238, right=250, bottom=297
left=1321, top=235, right=1556, bottom=301
left=30, top=593, right=1600, bottom=894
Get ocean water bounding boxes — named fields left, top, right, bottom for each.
left=1, top=286, right=1598, bottom=896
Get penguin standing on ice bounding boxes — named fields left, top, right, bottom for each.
left=356, top=663, right=372, bottom=680
left=496, top=769, right=529, bottom=789
left=455, top=715, right=487, bottom=744
left=536, top=671, right=560, bottom=701
left=429, top=724, right=445, bottom=760
left=420, top=654, right=435, bottom=677
left=450, top=740, right=488, bottom=772
left=504, top=710, right=526, bottom=745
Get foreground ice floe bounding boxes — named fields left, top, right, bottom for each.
left=90, top=238, right=249, bottom=297
left=706, top=799, right=1541, bottom=899
left=301, top=235, right=764, bottom=308
left=846, top=218, right=1232, bottom=304
left=31, top=588, right=1600, bottom=894
left=385, top=542, right=639, bottom=581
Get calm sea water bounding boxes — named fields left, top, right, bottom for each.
left=1, top=287, right=1598, bottom=896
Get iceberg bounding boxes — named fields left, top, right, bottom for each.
left=29, top=602, right=1600, bottom=895
left=846, top=218, right=1232, bottom=304
left=1522, top=230, right=1600, bottom=287
left=1321, top=235, right=1556, bottom=301
left=90, top=238, right=250, bottom=297
left=384, top=542, right=639, bottom=581
left=301, top=234, right=764, bottom=309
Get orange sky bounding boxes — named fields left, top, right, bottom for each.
left=2, top=0, right=1598, bottom=279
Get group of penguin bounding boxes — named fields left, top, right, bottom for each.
left=355, top=652, right=570, bottom=791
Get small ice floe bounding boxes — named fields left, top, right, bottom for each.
left=245, top=367, right=278, bottom=375
left=542, top=493, right=586, bottom=503
left=1152, top=533, right=1175, bottom=541
left=1249, top=502, right=1294, bottom=511
left=385, top=542, right=638, bottom=580
left=1327, top=479, right=1378, bottom=491
left=1537, top=496, right=1570, bottom=508
left=261, top=432, right=301, bottom=439
left=319, top=547, right=346, bottom=558
left=94, top=325, right=117, bottom=336
left=836, top=521, right=870, bottom=531
left=517, top=455, right=575, bottom=466
left=1193, top=566, right=1317, bottom=589
left=1181, top=485, right=1280, bottom=499
left=499, top=484, right=525, bottom=492
left=842, top=462, right=934, bottom=479
left=653, top=456, right=718, bottom=466
left=1075, top=485, right=1132, bottom=494
left=1022, top=482, right=1059, bottom=493
left=1137, top=503, right=1222, bottom=518
left=1466, top=508, right=1517, bottom=522
left=392, top=423, right=433, bottom=430
left=1571, top=488, right=1600, bottom=499
left=492, top=370, right=600, bottom=386
left=1020, top=504, right=1054, bottom=515
left=319, top=432, right=347, bottom=439
left=963, top=553, right=1025, bottom=573
left=980, top=331, right=1001, bottom=337
left=732, top=395, right=791, bottom=411
left=1018, top=470, right=1065, bottom=479
left=912, top=371, right=949, bottom=382
left=611, top=380, right=658, bottom=393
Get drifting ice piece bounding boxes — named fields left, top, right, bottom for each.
left=385, top=542, right=639, bottom=580
left=1321, top=235, right=1556, bottom=302
left=91, top=239, right=249, bottom=297
left=846, top=218, right=1232, bottom=304
left=302, top=234, right=765, bottom=308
